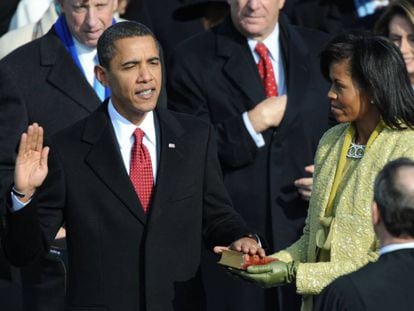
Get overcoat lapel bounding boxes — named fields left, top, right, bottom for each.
left=82, top=104, right=147, bottom=225
left=276, top=15, right=311, bottom=140
left=216, top=17, right=312, bottom=138
left=216, top=19, right=265, bottom=110
left=148, top=108, right=186, bottom=224
left=40, top=29, right=101, bottom=113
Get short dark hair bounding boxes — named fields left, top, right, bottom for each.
left=320, top=32, right=414, bottom=129
left=374, top=0, right=414, bottom=36
left=97, top=21, right=159, bottom=69
left=374, top=158, right=414, bottom=237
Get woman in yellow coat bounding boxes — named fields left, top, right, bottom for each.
left=234, top=32, right=414, bottom=311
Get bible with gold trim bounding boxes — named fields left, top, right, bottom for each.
left=218, top=249, right=278, bottom=270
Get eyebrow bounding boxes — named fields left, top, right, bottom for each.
left=120, top=56, right=160, bottom=66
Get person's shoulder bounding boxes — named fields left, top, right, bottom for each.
left=0, top=37, right=40, bottom=64
left=50, top=106, right=107, bottom=145
left=383, top=126, right=414, bottom=149
left=171, top=19, right=236, bottom=57
left=319, top=123, right=348, bottom=144
left=291, top=24, right=332, bottom=41
left=172, top=27, right=216, bottom=56
left=325, top=272, right=355, bottom=293
left=330, top=260, right=382, bottom=297
left=51, top=115, right=89, bottom=144
left=0, top=24, right=34, bottom=59
left=0, top=30, right=57, bottom=65
left=314, top=123, right=348, bottom=160
left=157, top=107, right=211, bottom=133
left=316, top=271, right=364, bottom=309
left=281, top=15, right=332, bottom=49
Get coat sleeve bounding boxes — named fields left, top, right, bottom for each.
left=313, top=275, right=365, bottom=311
left=2, top=145, right=65, bottom=267
left=201, top=125, right=251, bottom=248
left=167, top=48, right=260, bottom=169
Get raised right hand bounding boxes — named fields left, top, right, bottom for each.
left=14, top=123, right=49, bottom=202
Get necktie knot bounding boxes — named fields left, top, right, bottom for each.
left=133, top=128, right=145, bottom=145
left=255, top=42, right=269, bottom=58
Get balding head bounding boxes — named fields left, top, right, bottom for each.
left=374, top=158, right=414, bottom=238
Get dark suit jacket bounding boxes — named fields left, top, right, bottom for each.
left=167, top=15, right=333, bottom=311
left=0, top=27, right=101, bottom=202
left=314, top=248, right=414, bottom=311
left=0, top=27, right=101, bottom=311
left=3, top=103, right=251, bottom=311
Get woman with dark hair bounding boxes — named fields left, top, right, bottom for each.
left=232, top=32, right=414, bottom=311
left=375, top=0, right=414, bottom=85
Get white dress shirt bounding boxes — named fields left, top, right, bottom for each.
left=242, top=23, right=286, bottom=148
left=74, top=38, right=97, bottom=88
left=108, top=100, right=158, bottom=180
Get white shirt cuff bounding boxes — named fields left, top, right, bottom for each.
left=242, top=112, right=265, bottom=148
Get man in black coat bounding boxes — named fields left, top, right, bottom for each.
left=2, top=21, right=263, bottom=311
left=0, top=1, right=118, bottom=310
left=314, top=157, right=414, bottom=311
left=167, top=0, right=333, bottom=310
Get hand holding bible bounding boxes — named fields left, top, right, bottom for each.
left=231, top=260, right=298, bottom=288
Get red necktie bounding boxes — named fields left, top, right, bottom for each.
left=255, top=42, right=279, bottom=97
left=130, top=128, right=153, bottom=213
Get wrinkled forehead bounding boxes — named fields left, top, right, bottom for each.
left=60, top=0, right=115, bottom=5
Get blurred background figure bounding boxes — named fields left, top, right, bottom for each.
left=173, top=0, right=229, bottom=30
left=117, top=0, right=130, bottom=15
left=8, top=0, right=54, bottom=31
left=355, top=0, right=389, bottom=18
left=283, top=0, right=392, bottom=32
left=282, top=0, right=345, bottom=34
left=375, top=0, right=414, bottom=85
left=0, top=0, right=129, bottom=59
left=0, top=1, right=59, bottom=59
left=122, top=0, right=204, bottom=61
left=0, top=0, right=20, bottom=36
left=315, top=157, right=414, bottom=311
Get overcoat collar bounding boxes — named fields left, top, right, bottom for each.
left=40, top=28, right=101, bottom=113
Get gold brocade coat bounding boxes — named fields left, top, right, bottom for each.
left=272, top=122, right=414, bottom=311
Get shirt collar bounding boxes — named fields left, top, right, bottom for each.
left=107, top=99, right=156, bottom=148
left=379, top=242, right=414, bottom=256
left=73, top=36, right=97, bottom=62
left=247, top=23, right=280, bottom=63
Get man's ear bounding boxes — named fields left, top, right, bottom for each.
left=112, top=0, right=119, bottom=13
left=372, top=201, right=381, bottom=226
left=95, top=65, right=109, bottom=87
